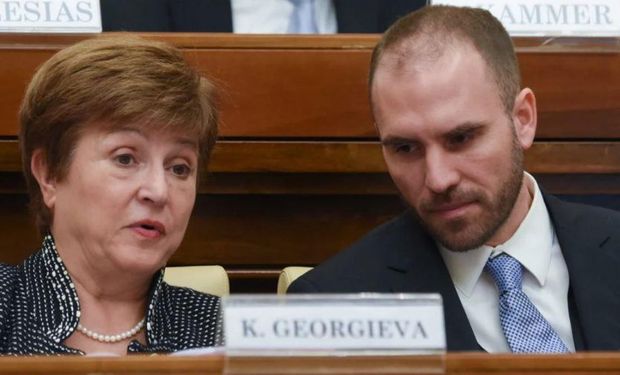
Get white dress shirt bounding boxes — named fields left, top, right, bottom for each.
left=231, top=0, right=337, bottom=33
left=439, top=173, right=575, bottom=352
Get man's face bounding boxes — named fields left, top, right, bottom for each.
left=372, top=44, right=533, bottom=252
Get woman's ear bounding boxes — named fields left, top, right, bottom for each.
left=30, top=149, right=57, bottom=209
left=512, top=87, right=537, bottom=150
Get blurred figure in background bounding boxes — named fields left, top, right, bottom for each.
left=101, top=0, right=426, bottom=33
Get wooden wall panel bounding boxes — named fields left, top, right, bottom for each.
left=521, top=52, right=620, bottom=139
left=0, top=49, right=55, bottom=135
left=186, top=49, right=374, bottom=138
left=1, top=34, right=619, bottom=139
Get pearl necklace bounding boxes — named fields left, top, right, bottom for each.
left=77, top=318, right=146, bottom=343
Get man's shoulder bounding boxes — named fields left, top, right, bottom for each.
left=544, top=193, right=620, bottom=227
left=288, top=211, right=425, bottom=293
left=324, top=211, right=419, bottom=262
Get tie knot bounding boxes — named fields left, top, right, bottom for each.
left=485, top=254, right=523, bottom=293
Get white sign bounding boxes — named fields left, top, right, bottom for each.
left=0, top=0, right=101, bottom=33
left=431, top=0, right=620, bottom=37
left=223, top=294, right=446, bottom=355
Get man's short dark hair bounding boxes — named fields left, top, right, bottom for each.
left=369, top=5, right=520, bottom=115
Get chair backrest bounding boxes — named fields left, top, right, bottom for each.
left=164, top=265, right=230, bottom=296
left=277, top=266, right=313, bottom=294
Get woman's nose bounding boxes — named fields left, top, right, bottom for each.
left=137, top=166, right=169, bottom=206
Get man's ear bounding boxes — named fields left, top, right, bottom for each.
left=512, top=87, right=537, bottom=150
left=30, top=149, right=57, bottom=209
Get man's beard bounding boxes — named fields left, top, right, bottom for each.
left=413, top=132, right=524, bottom=252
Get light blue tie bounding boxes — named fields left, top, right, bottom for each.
left=288, top=0, right=318, bottom=34
left=485, top=254, right=569, bottom=353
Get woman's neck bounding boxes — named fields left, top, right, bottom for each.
left=49, top=234, right=154, bottom=355
left=51, top=230, right=154, bottom=300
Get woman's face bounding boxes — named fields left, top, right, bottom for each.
left=48, top=125, right=199, bottom=275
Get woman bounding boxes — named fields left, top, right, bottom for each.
left=0, top=35, right=220, bottom=355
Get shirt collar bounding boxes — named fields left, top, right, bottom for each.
left=439, top=173, right=555, bottom=296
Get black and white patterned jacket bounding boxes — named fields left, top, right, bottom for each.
left=0, top=235, right=222, bottom=355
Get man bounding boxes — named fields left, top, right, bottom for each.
left=288, top=5, right=620, bottom=352
left=100, top=0, right=425, bottom=34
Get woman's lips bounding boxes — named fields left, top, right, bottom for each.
left=130, top=220, right=166, bottom=239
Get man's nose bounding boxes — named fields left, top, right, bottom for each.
left=424, top=149, right=460, bottom=194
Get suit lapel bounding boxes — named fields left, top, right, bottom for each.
left=544, top=194, right=620, bottom=350
left=384, top=213, right=479, bottom=351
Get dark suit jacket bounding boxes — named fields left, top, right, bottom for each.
left=101, top=0, right=426, bottom=33
left=288, top=194, right=620, bottom=351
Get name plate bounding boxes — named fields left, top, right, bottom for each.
left=431, top=0, right=620, bottom=37
left=0, top=0, right=101, bottom=33
left=223, top=294, right=446, bottom=355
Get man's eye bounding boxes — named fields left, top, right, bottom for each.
left=396, top=144, right=411, bottom=153
left=115, top=154, right=135, bottom=166
left=454, top=134, right=469, bottom=144
left=171, top=164, right=192, bottom=177
left=449, top=132, right=474, bottom=147
left=394, top=143, right=419, bottom=154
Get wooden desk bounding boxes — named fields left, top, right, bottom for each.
left=0, top=353, right=618, bottom=374
left=0, top=34, right=619, bottom=292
